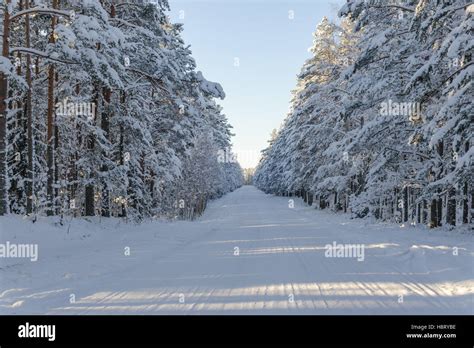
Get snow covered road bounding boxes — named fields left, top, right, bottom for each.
left=1, top=186, right=473, bottom=314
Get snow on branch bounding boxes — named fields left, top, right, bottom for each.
left=109, top=17, right=141, bottom=30
left=368, top=4, right=415, bottom=12
left=126, top=67, right=170, bottom=94
left=195, top=71, right=226, bottom=99
left=10, top=47, right=77, bottom=65
left=10, top=7, right=72, bottom=21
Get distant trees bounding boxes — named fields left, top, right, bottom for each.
left=0, top=0, right=243, bottom=221
left=243, top=168, right=255, bottom=185
left=255, top=0, right=473, bottom=228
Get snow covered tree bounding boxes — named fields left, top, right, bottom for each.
left=255, top=0, right=472, bottom=228
left=0, top=0, right=242, bottom=220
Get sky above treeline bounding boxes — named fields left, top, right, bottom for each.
left=168, top=0, right=345, bottom=168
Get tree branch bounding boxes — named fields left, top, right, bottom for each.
left=369, top=5, right=415, bottom=12
left=126, top=67, right=170, bottom=94
left=10, top=7, right=72, bottom=21
left=10, top=47, right=77, bottom=65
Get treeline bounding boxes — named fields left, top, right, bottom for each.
left=255, top=0, right=473, bottom=228
left=0, top=0, right=243, bottom=221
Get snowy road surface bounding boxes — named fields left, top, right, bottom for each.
left=1, top=186, right=473, bottom=314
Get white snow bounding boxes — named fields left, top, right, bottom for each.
left=0, top=186, right=472, bottom=315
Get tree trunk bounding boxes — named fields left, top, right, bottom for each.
left=430, top=199, right=438, bottom=228
left=437, top=197, right=442, bottom=227
left=100, top=3, right=115, bottom=218
left=85, top=87, right=99, bottom=217
left=417, top=201, right=421, bottom=224
left=25, top=0, right=34, bottom=214
left=463, top=182, right=469, bottom=224
left=447, top=188, right=456, bottom=226
left=85, top=185, right=95, bottom=216
left=0, top=0, right=11, bottom=216
left=101, top=87, right=111, bottom=217
left=422, top=199, right=428, bottom=224
left=403, top=186, right=408, bottom=222
left=46, top=0, right=58, bottom=215
left=54, top=88, right=59, bottom=215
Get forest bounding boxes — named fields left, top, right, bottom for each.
left=0, top=0, right=472, bottom=320
left=0, top=0, right=243, bottom=221
left=255, top=0, right=473, bottom=228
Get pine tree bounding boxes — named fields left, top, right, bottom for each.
left=255, top=0, right=472, bottom=228
left=0, top=0, right=243, bottom=221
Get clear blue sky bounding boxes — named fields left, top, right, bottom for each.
left=168, top=0, right=345, bottom=168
